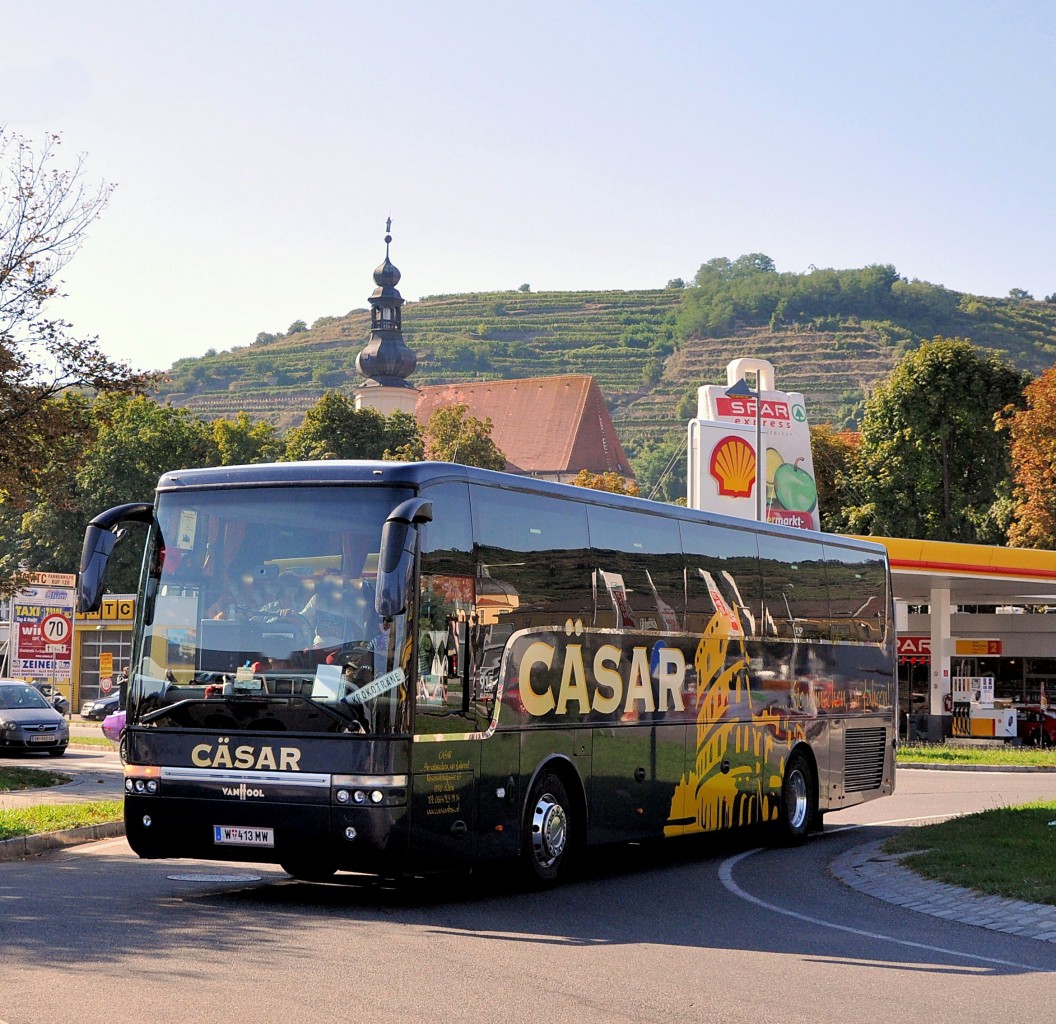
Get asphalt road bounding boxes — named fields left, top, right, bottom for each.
left=0, top=768, right=1054, bottom=1024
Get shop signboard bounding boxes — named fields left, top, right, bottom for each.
left=10, top=574, right=76, bottom=683
left=687, top=358, right=819, bottom=530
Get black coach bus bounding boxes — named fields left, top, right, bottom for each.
left=78, top=461, right=896, bottom=883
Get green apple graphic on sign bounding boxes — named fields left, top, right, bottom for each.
left=773, top=457, right=817, bottom=512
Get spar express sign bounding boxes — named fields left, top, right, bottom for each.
left=688, top=365, right=818, bottom=530
left=11, top=575, right=76, bottom=682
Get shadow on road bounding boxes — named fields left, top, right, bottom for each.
left=2, top=823, right=1051, bottom=979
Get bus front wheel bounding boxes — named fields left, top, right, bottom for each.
left=524, top=772, right=575, bottom=885
left=775, top=750, right=814, bottom=846
left=280, top=858, right=337, bottom=882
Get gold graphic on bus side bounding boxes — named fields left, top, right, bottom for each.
left=665, top=608, right=806, bottom=837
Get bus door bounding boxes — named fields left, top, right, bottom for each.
left=409, top=618, right=484, bottom=870
left=409, top=736, right=479, bottom=870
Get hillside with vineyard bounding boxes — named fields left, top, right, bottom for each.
left=156, top=261, right=1056, bottom=485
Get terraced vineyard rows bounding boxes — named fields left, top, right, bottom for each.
left=160, top=289, right=685, bottom=429
left=159, top=285, right=1056, bottom=457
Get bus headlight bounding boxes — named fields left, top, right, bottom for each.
left=124, top=765, right=161, bottom=795
left=331, top=774, right=407, bottom=808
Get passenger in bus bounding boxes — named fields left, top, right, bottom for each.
left=207, top=575, right=257, bottom=619
left=259, top=573, right=306, bottom=619
left=300, top=571, right=372, bottom=648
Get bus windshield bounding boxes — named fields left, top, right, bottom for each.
left=130, top=484, right=414, bottom=736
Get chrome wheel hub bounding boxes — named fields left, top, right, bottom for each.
left=785, top=768, right=809, bottom=831
left=531, top=793, right=567, bottom=868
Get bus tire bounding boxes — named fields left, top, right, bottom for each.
left=523, top=772, right=575, bottom=886
left=280, top=858, right=337, bottom=882
left=775, top=750, right=814, bottom=846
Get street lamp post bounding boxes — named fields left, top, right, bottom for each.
left=725, top=374, right=765, bottom=522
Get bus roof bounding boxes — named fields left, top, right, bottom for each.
left=155, top=460, right=887, bottom=557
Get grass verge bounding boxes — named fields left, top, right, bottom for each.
left=69, top=734, right=119, bottom=749
left=898, top=742, right=1056, bottom=769
left=882, top=802, right=1056, bottom=906
left=0, top=800, right=123, bottom=840
left=0, top=767, right=69, bottom=792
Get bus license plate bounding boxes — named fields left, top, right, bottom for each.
left=213, top=826, right=274, bottom=848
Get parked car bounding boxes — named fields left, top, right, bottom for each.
left=80, top=692, right=121, bottom=721
left=32, top=682, right=70, bottom=716
left=1017, top=705, right=1056, bottom=747
left=0, top=679, right=69, bottom=756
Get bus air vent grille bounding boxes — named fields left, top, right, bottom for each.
left=844, top=727, right=886, bottom=792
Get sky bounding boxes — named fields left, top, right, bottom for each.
left=4, top=0, right=1056, bottom=373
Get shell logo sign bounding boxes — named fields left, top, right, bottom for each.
left=709, top=436, right=756, bottom=498
left=687, top=358, right=820, bottom=531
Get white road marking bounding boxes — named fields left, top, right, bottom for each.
left=718, top=846, right=1042, bottom=972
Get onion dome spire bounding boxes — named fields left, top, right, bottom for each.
left=355, top=218, right=417, bottom=387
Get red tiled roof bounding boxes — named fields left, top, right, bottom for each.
left=415, top=375, right=633, bottom=477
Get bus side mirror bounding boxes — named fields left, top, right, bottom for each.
left=78, top=502, right=155, bottom=613
left=376, top=498, right=433, bottom=619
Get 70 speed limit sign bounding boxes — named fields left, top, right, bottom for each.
left=41, top=613, right=71, bottom=646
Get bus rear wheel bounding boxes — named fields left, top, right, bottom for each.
left=775, top=750, right=814, bottom=846
left=524, top=772, right=575, bottom=886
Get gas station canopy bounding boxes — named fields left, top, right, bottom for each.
left=867, top=536, right=1056, bottom=606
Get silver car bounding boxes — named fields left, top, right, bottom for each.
left=0, top=680, right=70, bottom=757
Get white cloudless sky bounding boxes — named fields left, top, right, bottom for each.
left=4, top=0, right=1055, bottom=372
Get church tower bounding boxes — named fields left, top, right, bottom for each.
left=353, top=220, right=418, bottom=415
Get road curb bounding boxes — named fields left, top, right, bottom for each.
left=0, top=821, right=125, bottom=862
left=899, top=762, right=1056, bottom=773
left=831, top=838, right=1056, bottom=943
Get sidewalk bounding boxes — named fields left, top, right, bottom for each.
left=831, top=838, right=1056, bottom=943
left=0, top=745, right=126, bottom=861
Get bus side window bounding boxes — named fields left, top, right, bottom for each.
left=471, top=484, right=592, bottom=633
left=417, top=483, right=480, bottom=731
left=757, top=534, right=829, bottom=640
left=824, top=544, right=887, bottom=642
left=586, top=505, right=683, bottom=632
left=680, top=521, right=762, bottom=637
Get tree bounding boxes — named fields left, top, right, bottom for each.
left=843, top=337, right=1029, bottom=542
left=417, top=404, right=506, bottom=470
left=8, top=394, right=220, bottom=591
left=731, top=253, right=776, bottom=276
left=809, top=424, right=856, bottom=533
left=1004, top=366, right=1056, bottom=548
left=213, top=411, right=281, bottom=465
left=517, top=283, right=530, bottom=293
left=569, top=469, right=639, bottom=496
left=0, top=128, right=152, bottom=513
left=641, top=357, right=663, bottom=386
left=1008, top=288, right=1033, bottom=301
left=627, top=434, right=687, bottom=504
left=283, top=391, right=418, bottom=462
